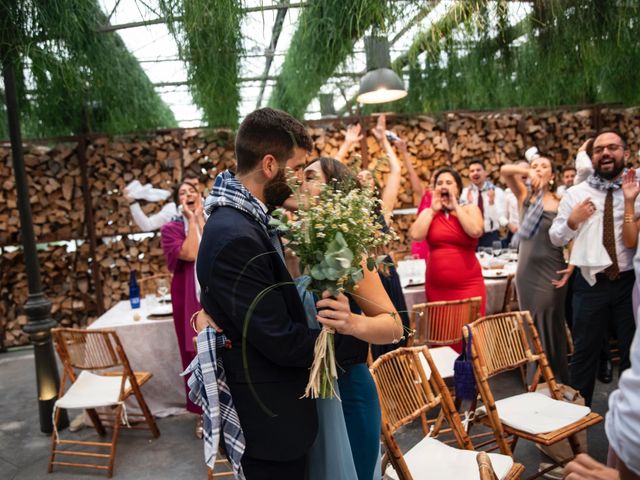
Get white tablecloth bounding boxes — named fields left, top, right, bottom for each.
left=402, top=276, right=512, bottom=316
left=88, top=300, right=187, bottom=417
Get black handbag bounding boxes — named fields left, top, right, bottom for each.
left=453, top=325, right=476, bottom=401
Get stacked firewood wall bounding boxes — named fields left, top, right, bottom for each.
left=1, top=106, right=639, bottom=346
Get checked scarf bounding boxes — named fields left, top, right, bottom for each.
left=586, top=170, right=626, bottom=192
left=204, top=169, right=284, bottom=260
left=511, top=191, right=544, bottom=247
left=182, top=328, right=246, bottom=479
left=204, top=170, right=270, bottom=232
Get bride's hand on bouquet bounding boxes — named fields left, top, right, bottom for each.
left=315, top=291, right=359, bottom=336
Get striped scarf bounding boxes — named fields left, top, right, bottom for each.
left=183, top=327, right=246, bottom=478
left=511, top=192, right=544, bottom=247
left=586, top=170, right=626, bottom=192
left=204, top=170, right=270, bottom=233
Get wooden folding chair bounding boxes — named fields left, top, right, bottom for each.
left=501, top=275, right=519, bottom=313
left=370, top=347, right=523, bottom=480
left=464, top=312, right=602, bottom=477
left=478, top=452, right=500, bottom=480
left=408, top=297, right=482, bottom=378
left=49, top=328, right=160, bottom=477
left=139, top=273, right=172, bottom=297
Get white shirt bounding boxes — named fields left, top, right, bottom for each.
left=574, top=151, right=594, bottom=185
left=129, top=201, right=177, bottom=232
left=556, top=185, right=567, bottom=197
left=605, top=310, right=640, bottom=476
left=549, top=180, right=640, bottom=273
left=503, top=188, right=519, bottom=229
left=461, top=183, right=506, bottom=233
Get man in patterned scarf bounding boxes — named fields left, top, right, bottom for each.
left=550, top=129, right=639, bottom=406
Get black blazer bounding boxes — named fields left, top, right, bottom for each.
left=197, top=206, right=320, bottom=461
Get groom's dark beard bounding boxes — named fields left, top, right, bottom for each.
left=264, top=166, right=292, bottom=208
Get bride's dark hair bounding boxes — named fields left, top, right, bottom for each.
left=306, top=156, right=359, bottom=192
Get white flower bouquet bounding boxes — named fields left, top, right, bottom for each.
left=270, top=179, right=397, bottom=398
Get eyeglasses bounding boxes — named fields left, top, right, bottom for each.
left=592, top=144, right=624, bottom=155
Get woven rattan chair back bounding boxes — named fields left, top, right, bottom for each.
left=53, top=328, right=125, bottom=376
left=139, top=273, right=172, bottom=297
left=370, top=347, right=441, bottom=433
left=409, top=297, right=481, bottom=347
left=464, top=311, right=534, bottom=378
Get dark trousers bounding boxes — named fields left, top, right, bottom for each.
left=570, top=270, right=636, bottom=406
left=240, top=454, right=308, bottom=480
left=477, top=230, right=501, bottom=248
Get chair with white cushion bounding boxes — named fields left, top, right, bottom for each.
left=409, top=297, right=482, bottom=379
left=370, top=347, right=523, bottom=480
left=49, top=328, right=160, bottom=477
left=465, top=311, right=602, bottom=470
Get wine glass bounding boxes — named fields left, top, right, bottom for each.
left=156, top=278, right=169, bottom=302
left=491, top=241, right=503, bottom=258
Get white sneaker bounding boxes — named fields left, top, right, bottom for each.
left=68, top=413, right=86, bottom=432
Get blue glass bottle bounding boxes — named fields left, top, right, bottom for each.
left=129, top=271, right=141, bottom=309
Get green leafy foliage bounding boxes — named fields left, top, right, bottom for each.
left=0, top=0, right=176, bottom=138
left=398, top=0, right=640, bottom=113
left=269, top=0, right=400, bottom=119
left=159, top=0, right=243, bottom=129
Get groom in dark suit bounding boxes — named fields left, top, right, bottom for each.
left=197, top=108, right=324, bottom=479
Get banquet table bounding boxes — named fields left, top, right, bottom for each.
left=402, top=261, right=517, bottom=315
left=88, top=300, right=187, bottom=417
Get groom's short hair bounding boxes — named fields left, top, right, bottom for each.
left=235, top=108, right=313, bottom=174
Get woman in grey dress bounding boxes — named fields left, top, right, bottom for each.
left=501, top=154, right=571, bottom=384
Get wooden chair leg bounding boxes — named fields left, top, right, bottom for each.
left=47, top=407, right=61, bottom=473
left=107, top=404, right=123, bottom=478
left=132, top=386, right=160, bottom=438
left=86, top=408, right=107, bottom=436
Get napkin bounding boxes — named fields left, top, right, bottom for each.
left=569, top=211, right=611, bottom=286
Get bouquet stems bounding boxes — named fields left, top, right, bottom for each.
left=304, top=326, right=338, bottom=399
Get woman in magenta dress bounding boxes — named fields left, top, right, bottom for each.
left=160, top=180, right=205, bottom=418
left=410, top=167, right=487, bottom=328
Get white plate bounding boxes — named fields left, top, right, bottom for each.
left=482, top=269, right=509, bottom=279
left=500, top=252, right=519, bottom=262
left=148, top=304, right=173, bottom=317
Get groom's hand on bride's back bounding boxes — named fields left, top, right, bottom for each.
left=315, top=291, right=361, bottom=337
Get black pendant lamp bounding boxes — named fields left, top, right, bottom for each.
left=357, top=36, right=407, bottom=104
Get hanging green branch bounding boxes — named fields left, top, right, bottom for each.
left=391, top=0, right=640, bottom=114
left=160, top=0, right=243, bottom=129
left=268, top=0, right=400, bottom=119
left=1, top=0, right=176, bottom=138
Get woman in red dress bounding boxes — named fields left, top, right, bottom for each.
left=410, top=167, right=486, bottom=317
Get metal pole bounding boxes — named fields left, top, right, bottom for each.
left=2, top=57, right=68, bottom=434
left=77, top=135, right=105, bottom=316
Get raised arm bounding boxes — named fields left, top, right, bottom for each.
left=574, top=139, right=594, bottom=185
left=335, top=123, right=363, bottom=163
left=500, top=163, right=530, bottom=208
left=451, top=194, right=484, bottom=238
left=128, top=200, right=176, bottom=232
left=410, top=190, right=441, bottom=241
left=371, top=115, right=401, bottom=220
left=396, top=138, right=425, bottom=202
left=622, top=169, right=640, bottom=249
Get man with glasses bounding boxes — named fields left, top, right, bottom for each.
left=550, top=129, right=638, bottom=406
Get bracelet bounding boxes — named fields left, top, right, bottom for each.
left=190, top=309, right=201, bottom=334
left=624, top=214, right=635, bottom=224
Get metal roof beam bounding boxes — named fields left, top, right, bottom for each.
left=96, top=2, right=306, bottom=33
left=255, top=0, right=288, bottom=109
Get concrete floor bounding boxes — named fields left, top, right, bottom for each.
left=1, top=347, right=616, bottom=480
